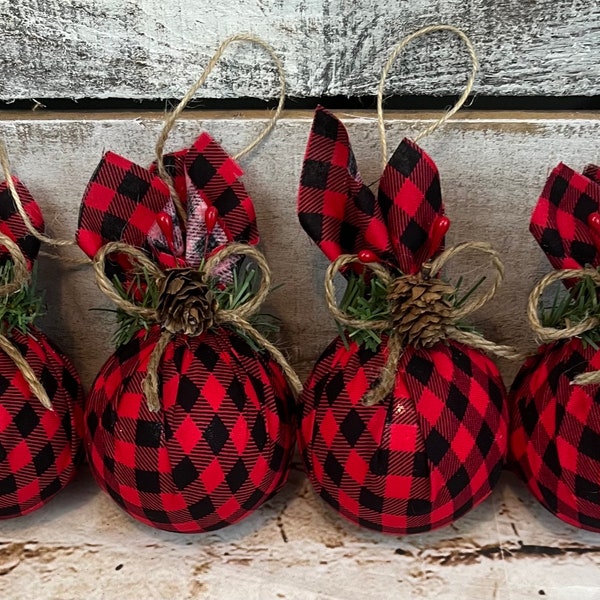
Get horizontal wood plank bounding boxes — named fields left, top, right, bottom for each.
left=2, top=469, right=600, bottom=599
left=0, top=110, right=597, bottom=387
left=0, top=1, right=598, bottom=99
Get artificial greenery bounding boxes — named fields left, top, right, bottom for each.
left=337, top=270, right=486, bottom=351
left=100, top=260, right=280, bottom=349
left=541, top=270, right=600, bottom=349
left=0, top=261, right=44, bottom=336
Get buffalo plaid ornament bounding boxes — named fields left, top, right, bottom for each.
left=510, top=162, right=600, bottom=532
left=297, top=107, right=508, bottom=534
left=77, top=132, right=296, bottom=533
left=0, top=178, right=84, bottom=518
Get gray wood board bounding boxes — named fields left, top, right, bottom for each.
left=0, top=110, right=598, bottom=389
left=1, top=1, right=599, bottom=99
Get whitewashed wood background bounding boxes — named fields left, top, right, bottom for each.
left=0, top=0, right=598, bottom=99
left=0, top=1, right=599, bottom=598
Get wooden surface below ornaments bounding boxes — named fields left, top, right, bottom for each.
left=0, top=0, right=598, bottom=99
left=1, top=469, right=600, bottom=599
left=0, top=110, right=599, bottom=599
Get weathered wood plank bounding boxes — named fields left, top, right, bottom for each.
left=0, top=110, right=597, bottom=388
left=1, top=468, right=600, bottom=599
left=0, top=1, right=598, bottom=99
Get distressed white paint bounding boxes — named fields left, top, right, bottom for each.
left=0, top=110, right=597, bottom=387
left=0, top=111, right=599, bottom=597
left=1, top=468, right=600, bottom=599
left=0, top=1, right=598, bottom=99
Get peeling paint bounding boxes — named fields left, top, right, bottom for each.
left=0, top=1, right=598, bottom=99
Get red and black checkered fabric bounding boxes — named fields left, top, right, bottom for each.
left=78, top=132, right=295, bottom=532
left=299, top=336, right=506, bottom=534
left=298, top=106, right=444, bottom=273
left=530, top=163, right=600, bottom=273
left=0, top=177, right=44, bottom=270
left=0, top=327, right=85, bottom=518
left=510, top=164, right=600, bottom=531
left=510, top=338, right=600, bottom=532
left=85, top=325, right=295, bottom=532
left=78, top=132, right=259, bottom=267
left=0, top=179, right=84, bottom=518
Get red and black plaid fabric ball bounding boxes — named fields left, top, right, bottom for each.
left=510, top=163, right=600, bottom=532
left=0, top=179, right=84, bottom=518
left=77, top=133, right=296, bottom=533
left=297, top=107, right=508, bottom=534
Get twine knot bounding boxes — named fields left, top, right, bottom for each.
left=325, top=241, right=522, bottom=406
left=157, top=268, right=217, bottom=336
left=388, top=273, right=454, bottom=349
left=93, top=241, right=302, bottom=412
left=528, top=267, right=600, bottom=386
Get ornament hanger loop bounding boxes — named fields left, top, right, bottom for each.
left=377, top=24, right=479, bottom=169
left=155, top=33, right=287, bottom=224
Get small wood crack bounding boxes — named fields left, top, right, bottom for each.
left=394, top=541, right=600, bottom=566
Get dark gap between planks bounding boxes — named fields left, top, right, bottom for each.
left=0, top=95, right=598, bottom=112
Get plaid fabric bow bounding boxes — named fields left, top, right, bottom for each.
left=530, top=163, right=600, bottom=275
left=77, top=132, right=259, bottom=277
left=298, top=106, right=445, bottom=274
left=0, top=177, right=44, bottom=271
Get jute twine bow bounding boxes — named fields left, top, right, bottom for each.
left=528, top=268, right=600, bottom=386
left=326, top=241, right=522, bottom=406
left=377, top=24, right=479, bottom=169
left=0, top=232, right=53, bottom=410
left=93, top=241, right=302, bottom=412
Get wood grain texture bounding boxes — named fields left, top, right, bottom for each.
left=0, top=110, right=599, bottom=597
left=2, top=468, right=600, bottom=599
left=0, top=0, right=599, bottom=99
left=0, top=109, right=597, bottom=388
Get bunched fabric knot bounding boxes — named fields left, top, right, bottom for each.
left=157, top=268, right=217, bottom=336
left=388, top=273, right=454, bottom=348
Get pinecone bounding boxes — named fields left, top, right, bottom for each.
left=156, top=268, right=217, bottom=337
left=388, top=274, right=455, bottom=348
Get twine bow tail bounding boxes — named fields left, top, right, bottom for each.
left=527, top=267, right=600, bottom=387
left=94, top=241, right=301, bottom=412
left=326, top=241, right=523, bottom=407
left=0, top=232, right=52, bottom=410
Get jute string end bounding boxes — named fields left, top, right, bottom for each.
left=0, top=231, right=53, bottom=410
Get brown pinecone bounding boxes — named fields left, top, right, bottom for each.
left=156, top=268, right=217, bottom=337
left=388, top=274, right=455, bottom=348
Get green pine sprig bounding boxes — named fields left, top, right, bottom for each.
left=98, top=260, right=281, bottom=349
left=337, top=269, right=486, bottom=351
left=540, top=269, right=600, bottom=349
left=0, top=261, right=44, bottom=336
